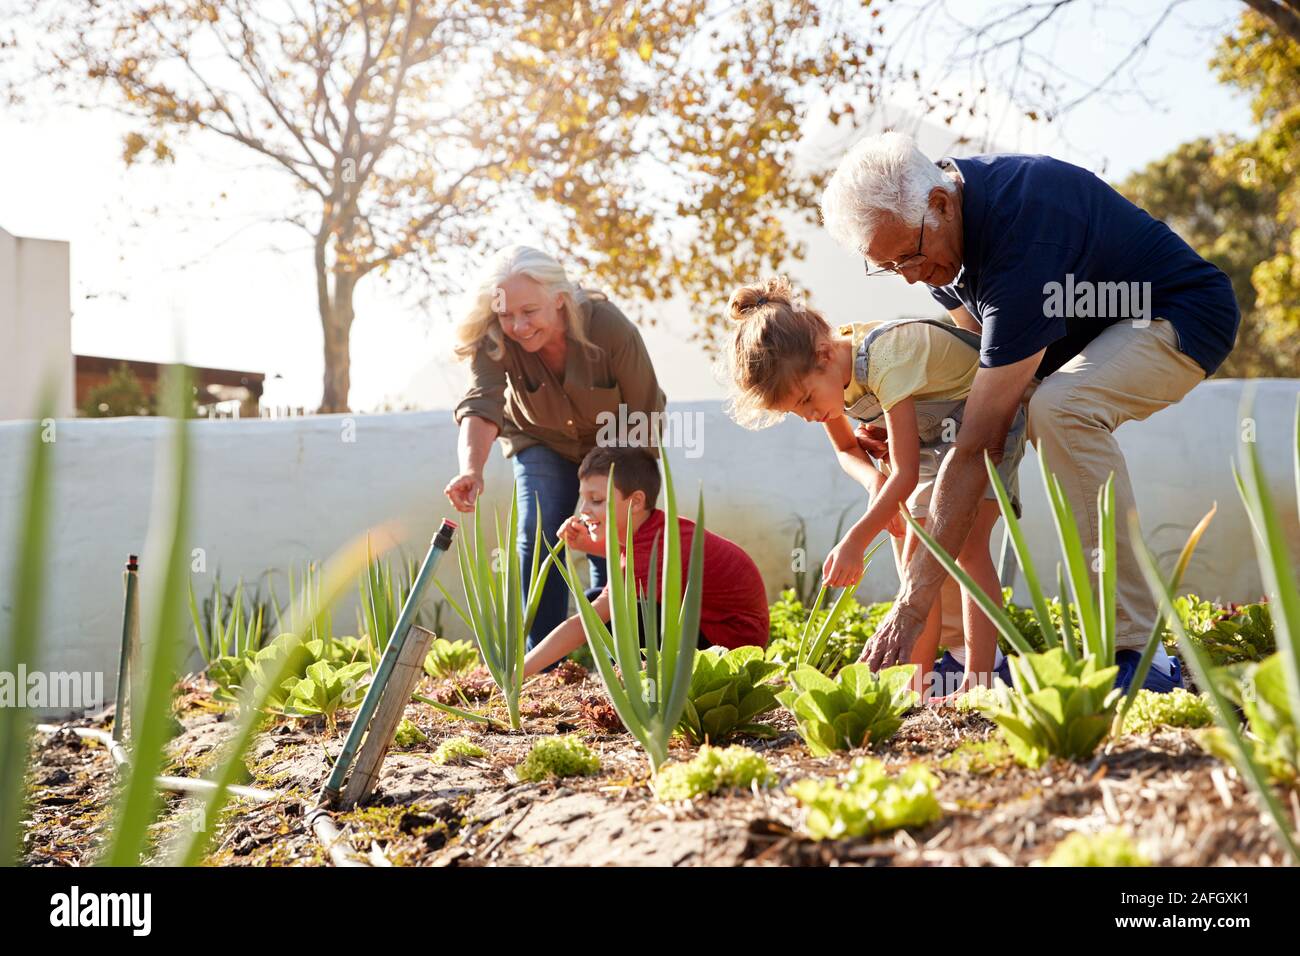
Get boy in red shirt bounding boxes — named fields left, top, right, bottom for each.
left=523, top=446, right=769, bottom=676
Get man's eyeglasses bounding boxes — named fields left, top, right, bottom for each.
left=863, top=216, right=927, bottom=277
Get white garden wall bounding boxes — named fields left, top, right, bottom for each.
left=0, top=226, right=74, bottom=420
left=2, top=378, right=1297, bottom=717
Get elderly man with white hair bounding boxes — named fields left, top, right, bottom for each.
left=820, top=132, right=1239, bottom=692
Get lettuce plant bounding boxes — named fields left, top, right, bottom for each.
left=677, top=646, right=783, bottom=745
left=777, top=664, right=917, bottom=756
left=547, top=451, right=704, bottom=772
left=286, top=660, right=371, bottom=735
left=788, top=758, right=941, bottom=840
left=423, top=638, right=480, bottom=680
left=974, top=649, right=1120, bottom=768
left=243, top=632, right=317, bottom=713
left=1178, top=597, right=1275, bottom=666
left=205, top=654, right=250, bottom=704
left=516, top=735, right=601, bottom=782
left=1201, top=654, right=1298, bottom=785
left=653, top=745, right=776, bottom=802
left=437, top=490, right=558, bottom=730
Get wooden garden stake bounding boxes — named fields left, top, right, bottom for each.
left=341, top=624, right=437, bottom=807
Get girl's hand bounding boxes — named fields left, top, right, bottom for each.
left=854, top=422, right=890, bottom=460
left=444, top=472, right=484, bottom=512
left=822, top=530, right=868, bottom=588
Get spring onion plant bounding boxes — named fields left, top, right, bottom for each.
left=796, top=539, right=886, bottom=672
left=547, top=452, right=705, bottom=773
left=0, top=386, right=55, bottom=866
left=1132, top=395, right=1300, bottom=862
left=437, top=490, right=557, bottom=730
left=905, top=452, right=1213, bottom=766
left=358, top=543, right=422, bottom=656
left=189, top=577, right=268, bottom=665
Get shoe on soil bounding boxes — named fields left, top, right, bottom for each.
left=1113, top=649, right=1184, bottom=694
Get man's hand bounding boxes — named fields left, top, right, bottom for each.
left=854, top=422, right=889, bottom=460
left=444, top=471, right=484, bottom=512
left=860, top=600, right=929, bottom=670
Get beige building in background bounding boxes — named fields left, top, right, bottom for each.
left=0, top=224, right=73, bottom=419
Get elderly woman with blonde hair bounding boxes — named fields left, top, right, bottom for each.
left=444, top=246, right=666, bottom=651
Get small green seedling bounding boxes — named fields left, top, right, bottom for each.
left=1045, top=828, right=1149, bottom=867
left=653, top=745, right=776, bottom=802
left=1120, top=688, right=1212, bottom=736
left=788, top=758, right=942, bottom=840
left=393, top=719, right=428, bottom=749
left=516, top=735, right=601, bottom=782
left=433, top=736, right=488, bottom=765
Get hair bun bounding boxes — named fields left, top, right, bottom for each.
left=727, top=276, right=796, bottom=322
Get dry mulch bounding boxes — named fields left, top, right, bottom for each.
left=20, top=665, right=1293, bottom=867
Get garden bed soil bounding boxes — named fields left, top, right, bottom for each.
left=21, top=663, right=1291, bottom=867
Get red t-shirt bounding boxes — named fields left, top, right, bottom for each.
left=599, top=509, right=769, bottom=649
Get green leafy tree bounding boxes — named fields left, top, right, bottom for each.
left=1119, top=137, right=1296, bottom=378
left=1118, top=10, right=1300, bottom=380
left=32, top=0, right=886, bottom=411
left=1212, top=11, right=1300, bottom=346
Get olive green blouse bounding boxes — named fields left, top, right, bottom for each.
left=453, top=297, right=667, bottom=464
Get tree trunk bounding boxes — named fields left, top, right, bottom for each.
left=1241, top=0, right=1300, bottom=46
left=319, top=271, right=356, bottom=413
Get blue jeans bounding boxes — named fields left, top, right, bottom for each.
left=512, top=444, right=608, bottom=651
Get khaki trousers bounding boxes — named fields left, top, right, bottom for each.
left=1025, top=319, right=1206, bottom=649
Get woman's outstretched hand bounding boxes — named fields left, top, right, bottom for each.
left=444, top=472, right=484, bottom=512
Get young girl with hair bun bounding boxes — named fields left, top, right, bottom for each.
left=721, top=276, right=1028, bottom=701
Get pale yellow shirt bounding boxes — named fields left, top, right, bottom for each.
left=841, top=321, right=978, bottom=413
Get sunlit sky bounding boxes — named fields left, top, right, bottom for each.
left=0, top=0, right=1256, bottom=411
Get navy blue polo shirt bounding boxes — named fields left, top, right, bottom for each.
left=928, top=154, right=1239, bottom=378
